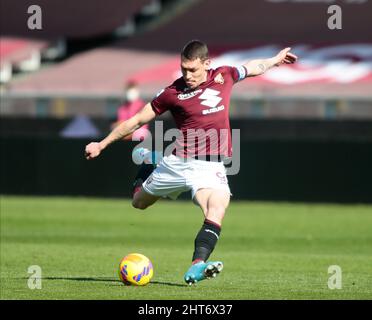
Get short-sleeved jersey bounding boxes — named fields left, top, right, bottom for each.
left=151, top=65, right=247, bottom=158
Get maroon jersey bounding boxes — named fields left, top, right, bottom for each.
left=151, top=65, right=247, bottom=158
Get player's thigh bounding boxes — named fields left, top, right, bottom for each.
left=206, top=189, right=230, bottom=217
left=194, top=188, right=230, bottom=219
left=132, top=187, right=160, bottom=210
left=193, top=188, right=214, bottom=215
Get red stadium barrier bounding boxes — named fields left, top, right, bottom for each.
left=0, top=37, right=47, bottom=65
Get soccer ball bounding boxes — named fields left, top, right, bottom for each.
left=118, top=253, right=154, bottom=286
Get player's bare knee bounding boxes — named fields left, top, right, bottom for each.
left=206, top=205, right=226, bottom=220
left=132, top=199, right=148, bottom=210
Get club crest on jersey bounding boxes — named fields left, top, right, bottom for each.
left=178, top=89, right=202, bottom=100
left=214, top=73, right=224, bottom=84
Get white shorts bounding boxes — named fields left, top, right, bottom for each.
left=142, top=154, right=231, bottom=200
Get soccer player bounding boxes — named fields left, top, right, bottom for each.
left=85, top=40, right=297, bottom=285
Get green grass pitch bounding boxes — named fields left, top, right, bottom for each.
left=1, top=196, right=371, bottom=300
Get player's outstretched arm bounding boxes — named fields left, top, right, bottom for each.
left=85, top=102, right=156, bottom=160
left=243, top=47, right=297, bottom=77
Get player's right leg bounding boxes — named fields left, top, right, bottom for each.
left=132, top=186, right=160, bottom=210
left=132, top=163, right=156, bottom=195
left=131, top=149, right=161, bottom=210
left=132, top=153, right=187, bottom=209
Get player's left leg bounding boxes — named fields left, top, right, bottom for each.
left=184, top=188, right=230, bottom=284
left=194, top=188, right=230, bottom=225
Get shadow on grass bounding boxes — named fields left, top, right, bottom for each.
left=150, top=281, right=185, bottom=287
left=39, top=277, right=185, bottom=287
left=43, top=276, right=120, bottom=283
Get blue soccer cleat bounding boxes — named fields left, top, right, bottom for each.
left=132, top=148, right=162, bottom=165
left=184, top=261, right=223, bottom=285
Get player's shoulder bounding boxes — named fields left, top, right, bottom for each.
left=215, top=65, right=234, bottom=71
left=170, top=76, right=188, bottom=92
left=213, top=65, right=237, bottom=75
left=209, top=65, right=239, bottom=84
left=153, top=78, right=185, bottom=104
left=156, top=77, right=187, bottom=99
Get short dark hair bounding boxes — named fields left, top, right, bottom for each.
left=181, top=40, right=209, bottom=61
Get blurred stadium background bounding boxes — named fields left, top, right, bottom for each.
left=1, top=0, right=372, bottom=301
left=1, top=0, right=371, bottom=202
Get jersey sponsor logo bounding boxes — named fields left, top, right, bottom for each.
left=202, top=105, right=225, bottom=115
left=177, top=89, right=202, bottom=100
left=199, top=88, right=222, bottom=108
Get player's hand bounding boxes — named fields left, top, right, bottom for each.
left=275, top=47, right=298, bottom=66
left=85, top=142, right=102, bottom=160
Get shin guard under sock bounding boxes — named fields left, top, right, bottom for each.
left=192, top=219, right=221, bottom=263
